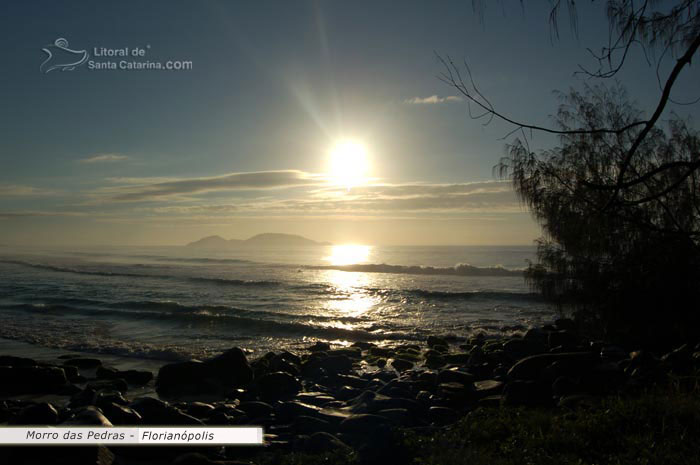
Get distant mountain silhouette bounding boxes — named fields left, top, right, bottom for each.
left=186, top=233, right=329, bottom=248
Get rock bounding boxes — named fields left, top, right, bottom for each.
left=95, top=390, right=128, bottom=409
left=376, top=408, right=412, bottom=425
left=552, top=376, right=579, bottom=397
left=0, top=355, right=38, bottom=367
left=428, top=406, right=459, bottom=425
left=390, top=358, right=414, bottom=371
left=503, top=338, right=546, bottom=358
left=255, top=371, right=302, bottom=400
left=171, top=453, right=251, bottom=465
left=301, top=431, right=351, bottom=453
left=336, top=386, right=361, bottom=401
left=101, top=402, right=142, bottom=425
left=0, top=365, right=68, bottom=394
left=474, top=379, right=504, bottom=397
left=156, top=347, right=252, bottom=399
left=352, top=342, right=375, bottom=350
left=554, top=318, right=577, bottom=331
left=548, top=330, right=579, bottom=349
left=13, top=402, right=59, bottom=425
left=97, top=366, right=153, bottom=385
left=424, top=353, right=446, bottom=369
left=237, top=401, right=274, bottom=418
left=187, top=402, right=216, bottom=418
left=340, top=414, right=392, bottom=434
left=130, top=397, right=203, bottom=425
left=63, top=406, right=113, bottom=426
left=292, top=415, right=332, bottom=434
left=295, top=392, right=336, bottom=407
left=307, top=341, right=331, bottom=352
left=443, top=353, right=470, bottom=364
left=304, top=354, right=354, bottom=375
left=87, top=378, right=128, bottom=394
left=507, top=352, right=595, bottom=381
left=503, top=380, right=553, bottom=407
left=62, top=358, right=102, bottom=369
left=427, top=336, right=449, bottom=349
left=438, top=382, right=476, bottom=404
left=369, top=347, right=393, bottom=357
left=437, top=368, right=475, bottom=386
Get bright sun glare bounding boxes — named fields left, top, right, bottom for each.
left=325, top=244, right=371, bottom=266
left=328, top=140, right=370, bottom=188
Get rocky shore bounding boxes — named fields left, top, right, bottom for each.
left=2, top=319, right=699, bottom=465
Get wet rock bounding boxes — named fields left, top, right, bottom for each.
left=376, top=408, right=412, bottom=425
left=307, top=341, right=331, bottom=352
left=13, top=402, right=59, bottom=425
left=428, top=406, right=459, bottom=425
left=503, top=338, right=546, bottom=358
left=340, top=413, right=392, bottom=434
left=336, top=385, right=361, bottom=401
left=503, top=380, right=553, bottom=407
left=97, top=366, right=153, bottom=385
left=171, top=453, right=251, bottom=465
left=95, top=390, right=128, bottom=409
left=304, top=354, right=354, bottom=375
left=63, top=358, right=102, bottom=369
left=293, top=391, right=333, bottom=407
left=63, top=406, right=113, bottom=426
left=390, top=358, right=414, bottom=371
left=554, top=318, right=577, bottom=332
left=548, top=330, right=579, bottom=349
left=0, top=355, right=38, bottom=367
left=352, top=341, right=375, bottom=350
left=292, top=415, right=332, bottom=434
left=0, top=365, right=68, bottom=394
left=254, top=371, right=302, bottom=400
left=438, top=382, right=476, bottom=404
left=101, top=402, right=142, bottom=425
left=369, top=347, right=393, bottom=358
left=237, top=401, right=274, bottom=418
left=443, top=353, right=470, bottom=364
left=88, top=378, right=128, bottom=394
left=507, top=352, right=595, bottom=381
left=424, top=352, right=446, bottom=369
left=427, top=336, right=449, bottom=349
left=130, top=397, right=203, bottom=425
left=300, top=431, right=351, bottom=453
left=474, top=379, right=504, bottom=397
left=437, top=368, right=474, bottom=386
left=186, top=402, right=216, bottom=418
left=156, top=348, right=253, bottom=399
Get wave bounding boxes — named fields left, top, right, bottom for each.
left=372, top=288, right=541, bottom=301
left=0, top=260, right=279, bottom=287
left=0, top=302, right=417, bottom=342
left=306, top=262, right=523, bottom=277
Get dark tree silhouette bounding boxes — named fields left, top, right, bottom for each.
left=446, top=1, right=700, bottom=345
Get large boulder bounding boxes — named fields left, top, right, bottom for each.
left=507, top=352, right=596, bottom=381
left=0, top=365, right=68, bottom=395
left=156, top=348, right=252, bottom=399
left=253, top=371, right=302, bottom=400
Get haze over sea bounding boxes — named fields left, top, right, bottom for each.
left=0, top=242, right=553, bottom=363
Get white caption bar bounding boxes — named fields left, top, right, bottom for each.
left=0, top=427, right=263, bottom=446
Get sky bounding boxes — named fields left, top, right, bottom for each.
left=1, top=0, right=699, bottom=246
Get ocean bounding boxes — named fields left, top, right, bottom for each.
left=0, top=244, right=554, bottom=363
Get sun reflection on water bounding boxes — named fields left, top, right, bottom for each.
left=316, top=267, right=375, bottom=318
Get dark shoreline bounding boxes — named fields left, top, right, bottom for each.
left=1, top=320, right=699, bottom=464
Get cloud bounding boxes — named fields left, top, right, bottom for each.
left=131, top=180, right=523, bottom=216
left=79, top=153, right=129, bottom=163
left=404, top=95, right=463, bottom=104
left=0, top=211, right=85, bottom=220
left=0, top=185, right=54, bottom=196
left=106, top=170, right=323, bottom=202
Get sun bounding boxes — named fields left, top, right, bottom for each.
left=327, top=140, right=370, bottom=188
